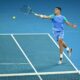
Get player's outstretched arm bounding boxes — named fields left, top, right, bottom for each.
left=65, top=21, right=77, bottom=28
left=34, top=13, right=51, bottom=19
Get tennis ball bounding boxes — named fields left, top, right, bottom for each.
left=12, top=16, right=16, bottom=20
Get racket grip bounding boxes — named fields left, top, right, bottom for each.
left=32, top=12, right=40, bottom=16
left=34, top=13, right=44, bottom=18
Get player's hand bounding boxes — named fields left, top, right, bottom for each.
left=34, top=13, right=44, bottom=18
left=73, top=25, right=77, bottom=28
left=40, top=15, right=44, bottom=18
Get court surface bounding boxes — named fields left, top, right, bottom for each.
left=0, top=33, right=79, bottom=80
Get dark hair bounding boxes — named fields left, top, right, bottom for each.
left=55, top=7, right=61, bottom=11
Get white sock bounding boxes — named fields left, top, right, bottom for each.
left=66, top=47, right=69, bottom=51
left=60, top=54, right=63, bottom=58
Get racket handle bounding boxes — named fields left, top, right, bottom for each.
left=32, top=11, right=44, bottom=18
left=34, top=13, right=39, bottom=16
left=32, top=12, right=39, bottom=16
left=33, top=12, right=44, bottom=18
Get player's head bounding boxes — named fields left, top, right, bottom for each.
left=54, top=7, right=61, bottom=15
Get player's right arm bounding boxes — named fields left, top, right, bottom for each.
left=34, top=13, right=53, bottom=19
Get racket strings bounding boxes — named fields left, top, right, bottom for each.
left=20, top=5, right=33, bottom=15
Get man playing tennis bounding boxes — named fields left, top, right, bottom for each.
left=34, top=7, right=77, bottom=64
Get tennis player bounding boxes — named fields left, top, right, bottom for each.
left=34, top=7, right=77, bottom=64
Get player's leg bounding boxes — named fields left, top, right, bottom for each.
left=62, top=41, right=67, bottom=48
left=58, top=38, right=63, bottom=64
left=63, top=41, right=72, bottom=57
left=57, top=31, right=65, bottom=64
left=53, top=31, right=64, bottom=64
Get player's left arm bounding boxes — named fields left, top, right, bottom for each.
left=66, top=21, right=77, bottom=28
left=64, top=17, right=77, bottom=28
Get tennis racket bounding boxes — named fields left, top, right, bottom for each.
left=20, top=5, right=36, bottom=15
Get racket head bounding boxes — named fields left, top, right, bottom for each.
left=20, top=5, right=33, bottom=15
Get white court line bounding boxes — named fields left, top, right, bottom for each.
left=48, top=34, right=79, bottom=73
left=0, top=33, right=48, bottom=35
left=0, top=71, right=78, bottom=77
left=79, top=71, right=80, bottom=74
left=0, top=63, right=29, bottom=65
left=11, top=34, right=43, bottom=80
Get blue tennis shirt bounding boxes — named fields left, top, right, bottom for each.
left=49, top=14, right=68, bottom=31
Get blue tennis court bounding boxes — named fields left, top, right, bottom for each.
left=0, top=0, right=80, bottom=80
left=0, top=33, right=79, bottom=80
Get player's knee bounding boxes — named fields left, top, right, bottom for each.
left=58, top=38, right=63, bottom=44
